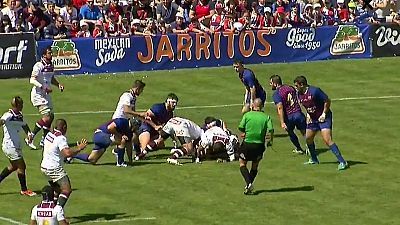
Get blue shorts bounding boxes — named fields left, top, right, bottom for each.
left=93, top=131, right=112, bottom=151
left=286, top=112, right=306, bottom=131
left=307, top=115, right=333, bottom=131
left=138, top=122, right=159, bottom=139
left=245, top=90, right=266, bottom=106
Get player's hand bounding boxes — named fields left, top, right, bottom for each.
left=77, top=139, right=88, bottom=150
left=318, top=112, right=326, bottom=123
left=120, top=135, right=128, bottom=145
left=155, top=125, right=162, bottom=132
left=281, top=122, right=287, bottom=130
left=306, top=113, right=312, bottom=124
left=59, top=84, right=64, bottom=92
left=27, top=132, right=34, bottom=143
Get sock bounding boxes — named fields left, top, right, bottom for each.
left=57, top=193, right=69, bottom=208
left=32, top=120, right=44, bottom=136
left=171, top=147, right=187, bottom=160
left=17, top=173, right=27, bottom=191
left=306, top=142, right=319, bottom=162
left=240, top=166, right=251, bottom=186
left=250, top=169, right=258, bottom=183
left=0, top=167, right=13, bottom=183
left=288, top=129, right=303, bottom=151
left=329, top=143, right=346, bottom=163
left=145, top=141, right=157, bottom=152
left=74, top=153, right=90, bottom=162
left=115, top=147, right=125, bottom=164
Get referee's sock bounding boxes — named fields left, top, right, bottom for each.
left=240, top=166, right=251, bottom=186
left=250, top=169, right=258, bottom=183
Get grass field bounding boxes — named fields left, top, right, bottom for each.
left=0, top=58, right=399, bottom=225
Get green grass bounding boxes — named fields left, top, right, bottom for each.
left=0, top=57, right=399, bottom=225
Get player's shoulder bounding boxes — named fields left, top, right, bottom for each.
left=33, top=61, right=44, bottom=69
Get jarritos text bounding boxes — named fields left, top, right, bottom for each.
left=137, top=30, right=275, bottom=63
left=330, top=25, right=365, bottom=55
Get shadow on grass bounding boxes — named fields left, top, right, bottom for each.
left=68, top=141, right=94, bottom=147
left=252, top=185, right=315, bottom=195
left=316, top=148, right=330, bottom=155
left=274, top=133, right=289, bottom=138
left=320, top=160, right=368, bottom=167
left=71, top=213, right=129, bottom=223
left=0, top=188, right=78, bottom=196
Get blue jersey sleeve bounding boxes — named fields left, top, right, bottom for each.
left=150, top=103, right=162, bottom=118
left=272, top=91, right=282, bottom=105
left=243, top=70, right=256, bottom=88
left=314, top=87, right=329, bottom=103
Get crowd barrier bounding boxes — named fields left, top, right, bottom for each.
left=1, top=24, right=398, bottom=78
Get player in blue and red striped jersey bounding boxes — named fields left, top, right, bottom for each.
left=270, top=75, right=306, bottom=154
left=294, top=76, right=348, bottom=170
left=135, top=93, right=178, bottom=160
left=233, top=60, right=267, bottom=114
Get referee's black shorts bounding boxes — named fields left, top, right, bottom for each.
left=238, top=142, right=265, bottom=161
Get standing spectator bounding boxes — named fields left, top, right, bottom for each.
left=80, top=0, right=104, bottom=26
left=0, top=96, right=37, bottom=197
left=130, top=18, right=145, bottom=35
left=68, top=17, right=80, bottom=36
left=274, top=5, right=288, bottom=28
left=44, top=15, right=71, bottom=39
left=22, top=0, right=48, bottom=36
left=143, top=18, right=158, bottom=35
left=60, top=0, right=79, bottom=25
left=104, top=0, right=123, bottom=22
left=190, top=0, right=215, bottom=31
left=156, top=0, right=182, bottom=25
left=29, top=185, right=69, bottom=225
left=104, top=12, right=121, bottom=36
left=237, top=98, right=274, bottom=195
left=210, top=2, right=224, bottom=32
left=337, top=0, right=349, bottom=23
left=130, top=0, right=153, bottom=22
left=0, top=15, right=15, bottom=32
left=73, top=0, right=87, bottom=10
left=302, top=3, right=314, bottom=25
left=312, top=3, right=323, bottom=26
left=92, top=19, right=106, bottom=37
left=181, top=0, right=192, bottom=24
left=44, top=2, right=58, bottom=25
left=76, top=19, right=91, bottom=36
left=1, top=0, right=18, bottom=28
left=170, top=11, right=189, bottom=33
left=371, top=0, right=390, bottom=22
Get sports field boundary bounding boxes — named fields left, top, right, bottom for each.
left=24, top=95, right=400, bottom=116
left=0, top=216, right=26, bottom=225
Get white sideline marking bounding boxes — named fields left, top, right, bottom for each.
left=25, top=95, right=400, bottom=116
left=79, top=217, right=157, bottom=223
left=0, top=216, right=26, bottom=225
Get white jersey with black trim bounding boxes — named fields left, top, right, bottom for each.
left=41, top=129, right=69, bottom=169
left=1, top=109, right=26, bottom=149
left=30, top=201, right=65, bottom=224
left=112, top=91, right=137, bottom=119
left=162, top=117, right=203, bottom=140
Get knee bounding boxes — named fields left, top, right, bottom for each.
left=305, top=137, right=314, bottom=144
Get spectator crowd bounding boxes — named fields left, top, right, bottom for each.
left=0, top=0, right=399, bottom=39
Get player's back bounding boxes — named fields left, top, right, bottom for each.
left=41, top=130, right=68, bottom=169
left=31, top=201, right=65, bottom=225
left=112, top=91, right=136, bottom=119
left=1, top=109, right=25, bottom=145
left=277, top=85, right=301, bottom=115
left=150, top=103, right=173, bottom=125
left=205, top=126, right=229, bottom=144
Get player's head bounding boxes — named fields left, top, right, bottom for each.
left=233, top=60, right=244, bottom=73
left=42, top=46, right=53, bottom=61
left=11, top=96, right=23, bottom=111
left=269, top=74, right=282, bottom=90
left=252, top=98, right=263, bottom=111
left=132, top=80, right=146, bottom=96
left=165, top=93, right=178, bottom=111
left=54, top=119, right=68, bottom=134
left=212, top=141, right=226, bottom=154
left=41, top=185, right=54, bottom=202
left=293, top=75, right=308, bottom=94
left=204, top=116, right=217, bottom=129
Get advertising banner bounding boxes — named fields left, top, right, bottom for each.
left=0, top=32, right=36, bottom=79
left=370, top=24, right=400, bottom=57
left=37, top=24, right=371, bottom=75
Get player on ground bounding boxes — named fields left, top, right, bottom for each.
left=269, top=75, right=307, bottom=154
left=30, top=185, right=69, bottom=225
left=294, top=76, right=348, bottom=170
left=233, top=60, right=266, bottom=114
left=26, top=46, right=64, bottom=149
left=196, top=124, right=239, bottom=163
left=0, top=96, right=36, bottom=196
left=41, top=119, right=88, bottom=207
left=74, top=118, right=139, bottom=166
left=135, top=93, right=179, bottom=160
left=238, top=98, right=274, bottom=195
left=153, top=117, right=203, bottom=165
left=111, top=80, right=146, bottom=164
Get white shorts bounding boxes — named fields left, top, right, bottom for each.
left=2, top=146, right=23, bottom=161
left=31, top=89, right=53, bottom=109
left=41, top=166, right=68, bottom=182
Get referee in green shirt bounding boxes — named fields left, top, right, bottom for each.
left=238, top=98, right=274, bottom=195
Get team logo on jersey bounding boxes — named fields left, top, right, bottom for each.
left=330, top=25, right=365, bottom=55
left=51, top=40, right=81, bottom=71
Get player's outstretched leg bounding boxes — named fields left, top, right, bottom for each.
left=321, top=129, right=348, bottom=170
left=287, top=129, right=304, bottom=154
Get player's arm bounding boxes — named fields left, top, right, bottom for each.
left=123, top=105, right=146, bottom=117
left=265, top=116, right=274, bottom=146
left=30, top=206, right=37, bottom=225
left=51, top=75, right=64, bottom=91
left=317, top=88, right=330, bottom=122
left=29, top=65, right=43, bottom=88
left=276, top=102, right=287, bottom=130
left=238, top=114, right=247, bottom=135
left=22, top=122, right=34, bottom=143
left=249, top=86, right=257, bottom=105
left=143, top=109, right=162, bottom=131
left=61, top=139, right=88, bottom=158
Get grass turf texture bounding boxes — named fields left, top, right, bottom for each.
left=0, top=58, right=399, bottom=225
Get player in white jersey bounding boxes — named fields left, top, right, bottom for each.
left=153, top=117, right=203, bottom=165
left=0, top=96, right=37, bottom=196
left=26, top=46, right=64, bottom=150
left=41, top=119, right=87, bottom=208
left=30, top=185, right=69, bottom=225
left=196, top=125, right=239, bottom=163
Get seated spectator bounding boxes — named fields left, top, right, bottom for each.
left=76, top=19, right=91, bottom=37
left=92, top=19, right=106, bottom=37
left=235, top=11, right=250, bottom=31
left=68, top=17, right=80, bottom=36
left=181, top=0, right=192, bottom=24
left=22, top=0, right=48, bottom=34
left=44, top=2, right=58, bottom=25
left=188, top=16, right=205, bottom=33
left=44, top=15, right=71, bottom=39
left=73, top=0, right=87, bottom=10
left=190, top=0, right=215, bottom=32
left=1, top=0, right=18, bottom=28
left=337, top=0, right=349, bottom=24
left=288, top=4, right=302, bottom=26
left=312, top=3, right=323, bottom=27
left=249, top=2, right=258, bottom=28
left=129, top=0, right=153, bottom=22
left=170, top=11, right=189, bottom=33
left=371, top=0, right=390, bottom=23
left=392, top=10, right=400, bottom=24
left=80, top=0, right=104, bottom=26
left=210, top=2, right=224, bottom=32
left=158, top=20, right=167, bottom=34
left=104, top=0, right=123, bottom=23
left=60, top=0, right=78, bottom=25
left=156, top=0, right=182, bottom=25
left=222, top=12, right=234, bottom=31
left=143, top=18, right=157, bottom=35
left=17, top=12, right=34, bottom=31
left=263, top=6, right=276, bottom=27
left=104, top=12, right=123, bottom=36
left=274, top=6, right=288, bottom=28
left=302, top=3, right=314, bottom=26
left=130, top=18, right=145, bottom=35
left=0, top=15, right=15, bottom=32
left=236, top=0, right=248, bottom=18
